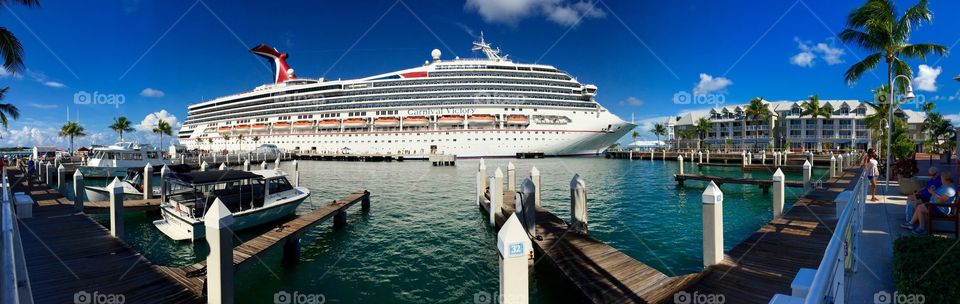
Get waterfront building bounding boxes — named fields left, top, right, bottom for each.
left=669, top=99, right=927, bottom=151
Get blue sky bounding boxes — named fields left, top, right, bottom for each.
left=1, top=0, right=959, bottom=147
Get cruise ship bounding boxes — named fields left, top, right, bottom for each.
left=177, top=35, right=634, bottom=158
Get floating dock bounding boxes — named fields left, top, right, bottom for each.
left=674, top=174, right=804, bottom=191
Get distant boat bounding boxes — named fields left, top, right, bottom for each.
left=153, top=169, right=310, bottom=241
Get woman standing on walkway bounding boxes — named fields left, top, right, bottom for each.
left=863, top=148, right=880, bottom=201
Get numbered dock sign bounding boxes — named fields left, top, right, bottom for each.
left=508, top=242, right=525, bottom=258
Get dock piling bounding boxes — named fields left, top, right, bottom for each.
left=143, top=164, right=154, bottom=200
left=490, top=168, right=504, bottom=227
left=802, top=160, right=812, bottom=193
left=507, top=162, right=516, bottom=192
left=838, top=154, right=844, bottom=172
left=361, top=191, right=370, bottom=212
left=282, top=235, right=302, bottom=265
left=702, top=181, right=723, bottom=267
left=274, top=156, right=280, bottom=170
left=829, top=155, right=837, bottom=177
left=333, top=208, right=347, bottom=229
left=200, top=161, right=208, bottom=172
left=747, top=151, right=753, bottom=165
left=160, top=165, right=170, bottom=203
left=772, top=169, right=785, bottom=218
left=218, top=163, right=227, bottom=171
left=677, top=155, right=684, bottom=175
left=204, top=198, right=235, bottom=304
left=761, top=153, right=766, bottom=165
left=44, top=162, right=52, bottom=185
left=108, top=177, right=124, bottom=239
left=292, top=160, right=300, bottom=187
left=73, top=170, right=84, bottom=210
left=706, top=149, right=710, bottom=163
left=498, top=214, right=532, bottom=304
left=478, top=159, right=487, bottom=205
left=698, top=151, right=703, bottom=164
left=243, top=159, right=250, bottom=172
left=570, top=174, right=588, bottom=235
left=260, top=161, right=267, bottom=170
left=530, top=167, right=541, bottom=208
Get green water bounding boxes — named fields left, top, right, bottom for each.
left=81, top=157, right=829, bottom=303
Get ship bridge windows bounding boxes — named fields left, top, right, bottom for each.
left=296, top=114, right=313, bottom=119
left=376, top=110, right=399, bottom=115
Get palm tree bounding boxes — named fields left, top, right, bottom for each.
left=252, top=135, right=261, bottom=150
left=630, top=130, right=639, bottom=144
left=0, top=87, right=19, bottom=129
left=58, top=121, right=85, bottom=154
left=799, top=95, right=834, bottom=151
left=207, top=138, right=213, bottom=152
left=152, top=119, right=173, bottom=150
left=236, top=134, right=244, bottom=151
left=923, top=112, right=954, bottom=153
left=109, top=116, right=134, bottom=142
left=744, top=97, right=772, bottom=151
left=841, top=0, right=947, bottom=91
left=694, top=117, right=713, bottom=150
left=651, top=123, right=667, bottom=148
left=863, top=85, right=905, bottom=158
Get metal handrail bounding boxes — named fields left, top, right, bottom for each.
left=803, top=171, right=866, bottom=303
left=2, top=169, right=20, bottom=304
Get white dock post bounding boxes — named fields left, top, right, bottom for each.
left=108, top=177, right=124, bottom=239
left=160, top=165, right=170, bottom=203
left=772, top=169, right=785, bottom=218
left=747, top=151, right=753, bottom=165
left=507, top=162, right=516, bottom=192
left=706, top=149, right=710, bottom=163
left=490, top=168, right=504, bottom=227
left=73, top=170, right=85, bottom=211
left=698, top=151, right=703, bottom=164
left=143, top=164, right=154, bottom=200
left=570, top=174, right=588, bottom=235
left=44, top=162, right=52, bottom=185
left=260, top=161, right=267, bottom=170
left=774, top=151, right=780, bottom=166
left=218, top=163, right=227, bottom=171
left=803, top=160, right=812, bottom=193
left=179, top=154, right=184, bottom=165
left=650, top=149, right=654, bottom=160
left=292, top=159, right=300, bottom=187
left=740, top=152, right=746, bottom=167
left=200, top=161, right=208, bottom=172
left=205, top=198, right=235, bottom=304
left=57, top=164, right=67, bottom=195
left=530, top=167, right=541, bottom=208
left=838, top=154, right=844, bottom=173
left=662, top=149, right=666, bottom=160
left=702, top=181, right=723, bottom=267
left=243, top=159, right=251, bottom=172
left=213, top=153, right=217, bottom=163
left=761, top=153, right=766, bottom=165
left=498, top=214, right=532, bottom=304
left=479, top=159, right=487, bottom=204
left=274, top=156, right=281, bottom=169
left=677, top=155, right=684, bottom=175
left=829, top=155, right=837, bottom=178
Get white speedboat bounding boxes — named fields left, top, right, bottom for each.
left=83, top=165, right=191, bottom=202
left=152, top=169, right=310, bottom=241
left=81, top=142, right=172, bottom=177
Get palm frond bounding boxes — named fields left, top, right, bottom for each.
left=843, top=53, right=882, bottom=85
left=0, top=27, right=23, bottom=73
left=0, top=0, right=40, bottom=8
left=898, top=43, right=948, bottom=60
left=894, top=0, right=932, bottom=42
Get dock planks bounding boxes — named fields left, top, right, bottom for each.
left=683, top=169, right=859, bottom=303
left=674, top=174, right=804, bottom=188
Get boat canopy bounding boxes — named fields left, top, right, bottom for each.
left=172, top=170, right=263, bottom=185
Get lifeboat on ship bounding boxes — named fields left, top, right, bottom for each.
left=374, top=117, right=400, bottom=127
left=318, top=119, right=341, bottom=129
left=436, top=115, right=465, bottom=126
left=217, top=126, right=232, bottom=133
left=293, top=120, right=314, bottom=129
left=506, top=114, right=530, bottom=125
left=468, top=114, right=497, bottom=125
left=273, top=121, right=292, bottom=129
left=402, top=116, right=430, bottom=127
left=234, top=124, right=250, bottom=131
left=204, top=127, right=217, bottom=133
left=251, top=123, right=269, bottom=132
left=342, top=118, right=368, bottom=128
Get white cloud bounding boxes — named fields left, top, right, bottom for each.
left=627, top=115, right=672, bottom=141
left=135, top=109, right=179, bottom=133
left=619, top=96, right=644, bottom=107
left=43, top=81, right=66, bottom=88
left=140, top=88, right=165, bottom=98
left=790, top=37, right=845, bottom=67
left=465, top=0, right=604, bottom=26
left=26, top=102, right=58, bottom=109
left=914, top=64, right=941, bottom=92
left=693, top=73, right=732, bottom=96
left=0, top=126, right=64, bottom=147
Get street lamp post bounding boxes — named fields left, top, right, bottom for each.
left=886, top=75, right=916, bottom=190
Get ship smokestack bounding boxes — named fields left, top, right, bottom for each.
left=250, top=44, right=297, bottom=84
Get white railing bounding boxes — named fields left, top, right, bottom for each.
left=1, top=169, right=31, bottom=304
left=803, top=171, right=866, bottom=303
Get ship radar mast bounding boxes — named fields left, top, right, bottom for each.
left=471, top=32, right=508, bottom=61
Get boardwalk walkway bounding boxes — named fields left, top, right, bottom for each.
left=10, top=170, right=201, bottom=303
left=683, top=169, right=860, bottom=303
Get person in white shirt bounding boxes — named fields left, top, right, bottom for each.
left=862, top=148, right=880, bottom=201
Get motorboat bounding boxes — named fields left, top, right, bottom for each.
left=83, top=164, right=191, bottom=202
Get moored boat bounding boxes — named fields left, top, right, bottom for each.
left=436, top=115, right=464, bottom=126
left=373, top=117, right=400, bottom=127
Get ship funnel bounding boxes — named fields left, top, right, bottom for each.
left=250, top=44, right=297, bottom=84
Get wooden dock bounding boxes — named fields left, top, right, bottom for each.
left=162, top=191, right=371, bottom=294
left=605, top=150, right=843, bottom=166
left=10, top=170, right=202, bottom=303
left=84, top=198, right=163, bottom=213
left=682, top=169, right=860, bottom=303
left=674, top=174, right=804, bottom=192
left=294, top=153, right=404, bottom=162
left=479, top=193, right=700, bottom=303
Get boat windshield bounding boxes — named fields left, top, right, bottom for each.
left=168, top=179, right=266, bottom=219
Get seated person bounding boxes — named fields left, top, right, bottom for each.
left=902, top=172, right=957, bottom=234
left=905, top=167, right=941, bottom=222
